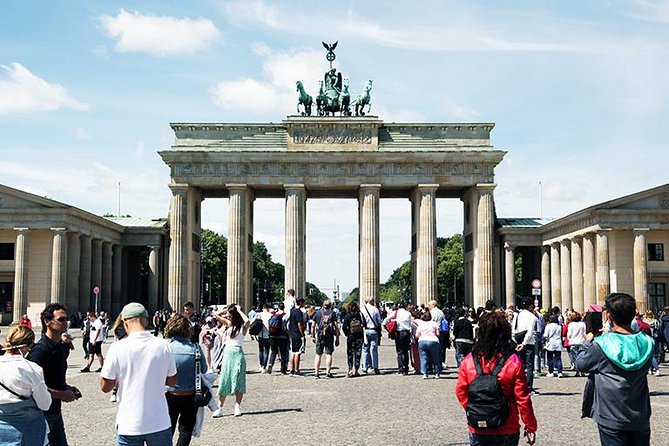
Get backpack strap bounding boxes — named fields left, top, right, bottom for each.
left=491, top=353, right=512, bottom=377
left=473, top=355, right=485, bottom=377
left=0, top=380, right=28, bottom=400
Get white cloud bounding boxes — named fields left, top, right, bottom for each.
left=0, top=63, right=89, bottom=114
left=100, top=9, right=220, bottom=57
left=73, top=127, right=91, bottom=140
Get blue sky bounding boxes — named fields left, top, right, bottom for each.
left=1, top=1, right=668, bottom=295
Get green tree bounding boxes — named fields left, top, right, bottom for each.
left=436, top=234, right=465, bottom=306
left=201, top=229, right=227, bottom=305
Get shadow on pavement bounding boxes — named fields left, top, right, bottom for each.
left=241, top=408, right=303, bottom=416
left=537, top=391, right=580, bottom=396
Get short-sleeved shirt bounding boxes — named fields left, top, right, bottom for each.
left=90, top=318, right=104, bottom=343
left=288, top=308, right=304, bottom=337
left=101, top=331, right=177, bottom=436
left=26, top=335, right=70, bottom=414
left=313, top=309, right=338, bottom=338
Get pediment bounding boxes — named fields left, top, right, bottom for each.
left=600, top=184, right=669, bottom=211
left=0, top=185, right=66, bottom=210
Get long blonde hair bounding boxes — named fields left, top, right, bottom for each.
left=3, top=325, right=35, bottom=351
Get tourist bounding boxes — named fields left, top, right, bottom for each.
left=642, top=309, right=662, bottom=376
left=512, top=297, right=538, bottom=394
left=256, top=304, right=272, bottom=373
left=533, top=309, right=546, bottom=374
left=0, top=325, right=51, bottom=446
left=81, top=312, right=91, bottom=359
left=27, top=303, right=82, bottom=446
left=383, top=301, right=412, bottom=375
left=361, top=297, right=382, bottom=375
left=312, top=299, right=340, bottom=378
left=661, top=306, right=669, bottom=352
left=415, top=310, right=442, bottom=379
left=455, top=311, right=537, bottom=446
left=288, top=297, right=306, bottom=376
left=284, top=288, right=296, bottom=312
left=452, top=308, right=475, bottom=368
left=81, top=310, right=105, bottom=373
left=199, top=316, right=217, bottom=373
left=566, top=311, right=586, bottom=377
left=543, top=314, right=564, bottom=378
left=428, top=300, right=448, bottom=367
left=341, top=301, right=364, bottom=377
left=18, top=314, right=31, bottom=328
left=100, top=302, right=177, bottom=445
left=107, top=314, right=128, bottom=403
left=266, top=303, right=289, bottom=375
left=212, top=304, right=250, bottom=418
left=183, top=301, right=201, bottom=343
left=164, top=314, right=208, bottom=445
left=576, top=293, right=653, bottom=445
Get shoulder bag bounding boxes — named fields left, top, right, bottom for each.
left=193, top=346, right=212, bottom=407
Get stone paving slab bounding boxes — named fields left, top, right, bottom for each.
left=4, top=329, right=668, bottom=445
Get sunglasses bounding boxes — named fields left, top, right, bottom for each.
left=52, top=317, right=68, bottom=323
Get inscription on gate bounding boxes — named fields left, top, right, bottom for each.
left=292, top=127, right=373, bottom=144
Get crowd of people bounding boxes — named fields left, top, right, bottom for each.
left=0, top=291, right=666, bottom=446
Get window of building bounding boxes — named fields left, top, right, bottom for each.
left=648, top=283, right=666, bottom=312
left=0, top=243, right=14, bottom=261
left=648, top=243, right=664, bottom=261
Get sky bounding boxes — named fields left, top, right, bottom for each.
left=1, top=1, right=668, bottom=296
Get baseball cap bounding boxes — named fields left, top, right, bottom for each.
left=121, top=302, right=148, bottom=320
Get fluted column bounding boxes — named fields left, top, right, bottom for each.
left=65, top=232, right=80, bottom=313
left=112, top=244, right=123, bottom=317
left=413, top=185, right=438, bottom=305
left=168, top=184, right=188, bottom=311
left=91, top=238, right=103, bottom=303
left=148, top=246, right=160, bottom=315
left=571, top=237, right=584, bottom=313
left=79, top=235, right=92, bottom=310
left=102, top=242, right=112, bottom=313
left=550, top=242, right=561, bottom=310
left=11, top=228, right=29, bottom=325
left=560, top=240, right=572, bottom=311
left=541, top=245, right=551, bottom=308
left=583, top=233, right=596, bottom=310
left=474, top=184, right=495, bottom=308
left=49, top=228, right=68, bottom=304
left=284, top=184, right=306, bottom=301
left=504, top=242, right=515, bottom=309
left=633, top=229, right=649, bottom=312
left=596, top=230, right=610, bottom=304
left=358, top=184, right=380, bottom=305
left=228, top=184, right=254, bottom=309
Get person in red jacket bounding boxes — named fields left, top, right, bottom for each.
left=456, top=311, right=538, bottom=446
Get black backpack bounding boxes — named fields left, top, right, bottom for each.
left=466, top=353, right=511, bottom=429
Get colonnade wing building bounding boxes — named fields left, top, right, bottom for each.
left=498, top=184, right=669, bottom=313
left=0, top=184, right=168, bottom=325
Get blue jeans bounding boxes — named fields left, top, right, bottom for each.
left=116, top=427, right=172, bottom=446
left=362, top=329, right=379, bottom=370
left=546, top=350, right=563, bottom=374
left=418, top=340, right=442, bottom=376
left=651, top=339, right=661, bottom=371
left=469, top=432, right=520, bottom=446
left=533, top=332, right=544, bottom=371
left=597, top=424, right=650, bottom=446
left=518, top=345, right=535, bottom=391
left=257, top=337, right=270, bottom=367
left=45, top=411, right=68, bottom=446
left=455, top=341, right=473, bottom=368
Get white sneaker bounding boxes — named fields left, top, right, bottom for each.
left=234, top=403, right=242, bottom=417
left=654, top=370, right=661, bottom=376
left=557, top=372, right=564, bottom=378
left=109, top=393, right=117, bottom=403
left=212, top=408, right=224, bottom=418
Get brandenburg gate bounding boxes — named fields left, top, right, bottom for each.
left=159, top=116, right=506, bottom=311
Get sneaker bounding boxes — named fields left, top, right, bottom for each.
left=325, top=373, right=334, bottom=379
left=362, top=368, right=369, bottom=374
left=654, top=370, right=661, bottom=376
left=109, top=393, right=117, bottom=403
left=435, top=374, right=441, bottom=380
left=80, top=367, right=90, bottom=373
left=531, top=390, right=540, bottom=396
left=234, top=403, right=242, bottom=417
left=422, top=375, right=429, bottom=380
left=94, top=367, right=102, bottom=373
left=551, top=372, right=558, bottom=377
left=557, top=373, right=564, bottom=378
left=265, top=366, right=272, bottom=374
left=314, top=374, right=321, bottom=380
left=373, top=368, right=380, bottom=375
left=212, top=408, right=224, bottom=418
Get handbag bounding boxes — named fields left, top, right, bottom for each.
left=386, top=310, right=399, bottom=340
left=248, top=317, right=263, bottom=336
left=193, top=346, right=212, bottom=407
left=512, top=312, right=527, bottom=344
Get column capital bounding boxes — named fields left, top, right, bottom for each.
left=284, top=183, right=306, bottom=191
left=50, top=227, right=67, bottom=233
left=359, top=183, right=382, bottom=190
left=475, top=183, right=497, bottom=193
left=633, top=228, right=650, bottom=234
left=560, top=239, right=571, bottom=247
left=571, top=235, right=583, bottom=242
left=13, top=227, right=29, bottom=233
left=227, top=183, right=250, bottom=190
left=169, top=183, right=190, bottom=194
left=504, top=242, right=514, bottom=251
left=416, top=183, right=439, bottom=191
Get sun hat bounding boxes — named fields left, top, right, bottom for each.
left=121, top=302, right=148, bottom=320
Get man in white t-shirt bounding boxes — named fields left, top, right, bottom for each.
left=100, top=303, right=177, bottom=445
left=81, top=311, right=105, bottom=373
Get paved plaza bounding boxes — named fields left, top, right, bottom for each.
left=4, top=330, right=668, bottom=446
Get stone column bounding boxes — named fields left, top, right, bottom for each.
left=633, top=229, right=649, bottom=312
left=413, top=185, right=438, bottom=305
left=112, top=244, right=123, bottom=317
left=596, top=230, right=610, bottom=303
left=504, top=242, right=515, bottom=309
left=358, top=184, right=381, bottom=306
left=65, top=232, right=81, bottom=313
left=541, top=245, right=551, bottom=308
left=284, top=184, right=306, bottom=301
left=102, top=242, right=113, bottom=313
left=148, top=246, right=160, bottom=315
left=474, top=184, right=495, bottom=308
left=571, top=237, right=584, bottom=313
left=11, top=228, right=29, bottom=325
left=550, top=242, right=561, bottom=310
left=79, top=235, right=92, bottom=311
left=50, top=228, right=67, bottom=304
left=91, top=238, right=103, bottom=312
left=228, top=184, right=254, bottom=309
left=583, top=233, right=596, bottom=310
left=560, top=240, right=572, bottom=311
left=168, top=184, right=188, bottom=311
